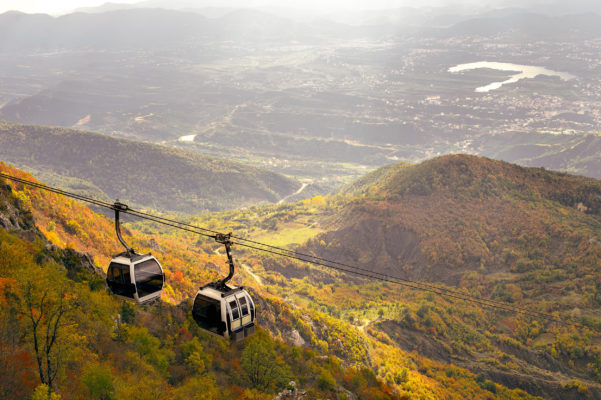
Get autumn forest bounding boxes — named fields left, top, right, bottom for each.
left=2, top=153, right=601, bottom=399
left=3, top=2, right=601, bottom=399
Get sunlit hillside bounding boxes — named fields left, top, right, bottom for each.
left=302, top=154, right=601, bottom=398
left=0, top=163, right=407, bottom=400
left=1, top=162, right=573, bottom=399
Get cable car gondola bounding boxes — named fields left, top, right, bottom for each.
left=193, top=233, right=256, bottom=341
left=106, top=201, right=165, bottom=304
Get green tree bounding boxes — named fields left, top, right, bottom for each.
left=81, top=362, right=115, bottom=400
left=241, top=334, right=290, bottom=391
left=170, top=375, right=220, bottom=400
left=120, top=302, right=136, bottom=324
left=125, top=326, right=173, bottom=376
left=180, top=337, right=210, bottom=374
left=317, top=368, right=336, bottom=391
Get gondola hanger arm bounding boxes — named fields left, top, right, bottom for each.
left=212, top=233, right=235, bottom=288
left=113, top=200, right=135, bottom=256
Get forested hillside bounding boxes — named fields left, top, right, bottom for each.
left=299, top=154, right=601, bottom=398
left=0, top=163, right=404, bottom=400
left=312, top=154, right=601, bottom=282
left=2, top=158, right=601, bottom=399
left=0, top=121, right=300, bottom=213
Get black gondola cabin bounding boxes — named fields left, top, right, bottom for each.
left=107, top=253, right=164, bottom=303
left=192, top=233, right=256, bottom=341
left=105, top=201, right=165, bottom=304
left=193, top=282, right=255, bottom=341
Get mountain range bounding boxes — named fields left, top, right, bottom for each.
left=429, top=12, right=601, bottom=40
left=0, top=8, right=361, bottom=53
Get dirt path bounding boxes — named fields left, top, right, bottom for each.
left=278, top=182, right=309, bottom=204
left=358, top=318, right=375, bottom=333
left=240, top=262, right=263, bottom=286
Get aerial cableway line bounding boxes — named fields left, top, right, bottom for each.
left=0, top=171, right=583, bottom=328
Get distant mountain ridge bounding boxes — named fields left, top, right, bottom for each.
left=73, top=2, right=139, bottom=13
left=474, top=133, right=601, bottom=180
left=4, top=7, right=600, bottom=51
left=0, top=121, right=300, bottom=213
left=0, top=7, right=360, bottom=53
left=429, top=11, right=601, bottom=40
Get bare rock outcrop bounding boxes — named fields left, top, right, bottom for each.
left=272, top=381, right=306, bottom=400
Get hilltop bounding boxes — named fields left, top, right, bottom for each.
left=308, top=154, right=601, bottom=282
left=0, top=121, right=300, bottom=213
left=298, top=154, right=601, bottom=398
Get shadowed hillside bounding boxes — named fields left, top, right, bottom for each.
left=0, top=121, right=300, bottom=213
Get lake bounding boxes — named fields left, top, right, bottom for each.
left=448, top=61, right=576, bottom=92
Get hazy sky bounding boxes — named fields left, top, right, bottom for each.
left=0, top=0, right=135, bottom=15
left=0, top=0, right=545, bottom=15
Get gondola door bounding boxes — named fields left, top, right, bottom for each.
left=226, top=296, right=245, bottom=341
left=236, top=293, right=252, bottom=326
left=227, top=297, right=242, bottom=331
left=107, top=262, right=136, bottom=299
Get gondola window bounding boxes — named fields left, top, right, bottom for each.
left=230, top=300, right=240, bottom=320
left=135, top=259, right=164, bottom=298
left=239, top=296, right=249, bottom=317
left=193, top=295, right=224, bottom=335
